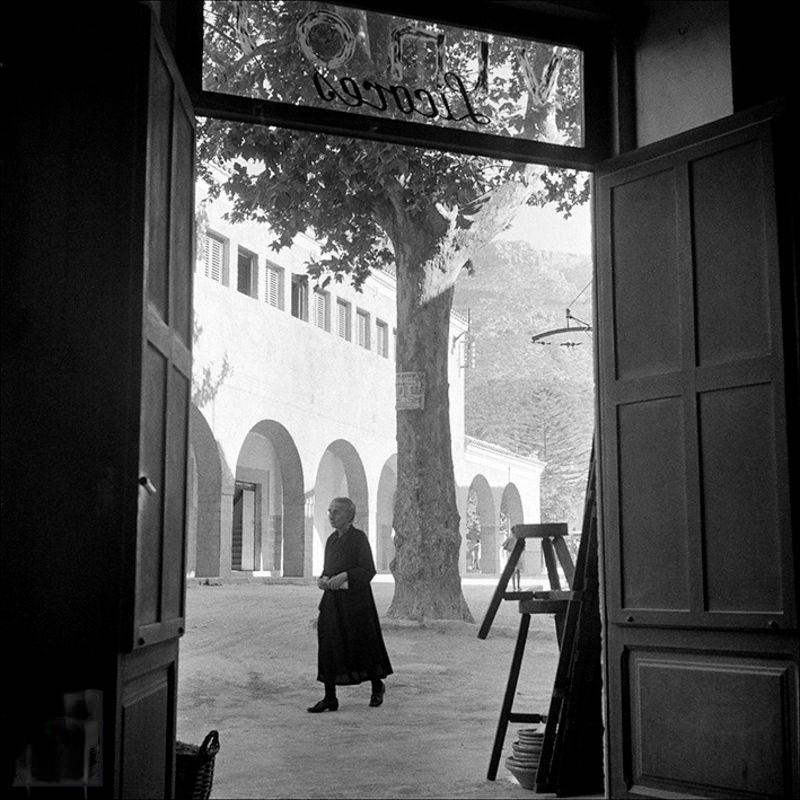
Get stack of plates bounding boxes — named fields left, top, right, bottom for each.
left=504, top=727, right=544, bottom=790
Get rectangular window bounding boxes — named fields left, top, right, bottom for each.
left=314, top=289, right=330, bottom=331
left=291, top=274, right=309, bottom=321
left=265, top=262, right=284, bottom=309
left=336, top=299, right=352, bottom=341
left=393, top=328, right=397, bottom=361
left=237, top=247, right=257, bottom=297
left=204, top=232, right=226, bottom=284
left=357, top=310, right=371, bottom=349
left=376, top=319, right=388, bottom=357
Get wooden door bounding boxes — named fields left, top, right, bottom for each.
left=116, top=10, right=195, bottom=799
left=595, top=105, right=798, bottom=798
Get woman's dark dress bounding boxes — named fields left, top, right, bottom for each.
left=317, top=526, right=393, bottom=685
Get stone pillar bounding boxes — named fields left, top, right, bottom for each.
left=455, top=484, right=469, bottom=576
left=304, top=502, right=315, bottom=578
left=481, top=524, right=498, bottom=574
left=195, top=484, right=222, bottom=577
left=268, top=514, right=283, bottom=572
left=282, top=500, right=305, bottom=577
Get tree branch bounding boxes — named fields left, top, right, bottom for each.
left=418, top=163, right=543, bottom=302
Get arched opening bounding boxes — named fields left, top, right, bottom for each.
left=189, top=405, right=229, bottom=578
left=312, top=439, right=369, bottom=576
left=376, top=455, right=397, bottom=573
left=467, top=474, right=497, bottom=574
left=233, top=420, right=305, bottom=576
left=500, top=482, right=534, bottom=577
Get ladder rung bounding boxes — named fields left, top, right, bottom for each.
left=502, top=591, right=534, bottom=601
left=519, top=598, right=570, bottom=614
left=533, top=589, right=583, bottom=601
left=507, top=713, right=547, bottom=723
left=512, top=523, right=569, bottom=539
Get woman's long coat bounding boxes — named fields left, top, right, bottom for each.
left=317, top=526, right=393, bottom=685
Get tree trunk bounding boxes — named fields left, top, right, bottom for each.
left=388, top=240, right=473, bottom=622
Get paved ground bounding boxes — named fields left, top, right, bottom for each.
left=177, top=577, right=566, bottom=799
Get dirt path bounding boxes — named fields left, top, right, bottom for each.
left=177, top=580, right=560, bottom=799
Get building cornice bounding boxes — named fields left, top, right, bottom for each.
left=464, top=435, right=546, bottom=471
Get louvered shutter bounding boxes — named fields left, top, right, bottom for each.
left=314, top=291, right=327, bottom=329
left=357, top=311, right=369, bottom=348
left=337, top=300, right=349, bottom=339
left=204, top=234, right=223, bottom=282
left=376, top=321, right=387, bottom=357
left=266, top=266, right=280, bottom=307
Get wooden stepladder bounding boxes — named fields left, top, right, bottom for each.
left=478, top=522, right=576, bottom=781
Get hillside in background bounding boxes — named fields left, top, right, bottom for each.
left=453, top=240, right=594, bottom=530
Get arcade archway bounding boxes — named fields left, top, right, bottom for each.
left=467, top=474, right=497, bottom=574
left=376, top=455, right=397, bottom=573
left=188, top=405, right=231, bottom=577
left=312, top=439, right=369, bottom=575
left=233, top=420, right=305, bottom=576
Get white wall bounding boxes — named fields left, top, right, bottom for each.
left=635, top=0, right=733, bottom=146
left=192, top=179, right=543, bottom=576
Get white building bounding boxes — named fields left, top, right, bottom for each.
left=188, top=173, right=545, bottom=579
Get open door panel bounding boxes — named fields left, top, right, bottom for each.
left=595, top=104, right=798, bottom=799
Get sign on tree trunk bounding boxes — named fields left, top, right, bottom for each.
left=396, top=371, right=426, bottom=410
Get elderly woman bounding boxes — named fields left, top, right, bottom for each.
left=308, top=496, right=393, bottom=713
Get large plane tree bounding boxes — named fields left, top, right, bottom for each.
left=199, top=2, right=587, bottom=620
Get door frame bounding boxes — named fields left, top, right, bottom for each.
left=166, top=3, right=798, bottom=798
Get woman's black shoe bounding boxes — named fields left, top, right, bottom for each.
left=369, top=683, right=385, bottom=707
left=307, top=698, right=338, bottom=713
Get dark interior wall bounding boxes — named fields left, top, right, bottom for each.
left=632, top=0, right=732, bottom=146
left=729, top=1, right=797, bottom=112
left=1, top=3, right=146, bottom=770
left=1, top=1, right=797, bottom=794
left=729, top=4, right=800, bottom=577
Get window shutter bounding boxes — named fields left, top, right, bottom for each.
left=376, top=321, right=388, bottom=357
left=357, top=311, right=370, bottom=348
left=205, top=234, right=223, bottom=282
left=337, top=301, right=349, bottom=339
left=314, top=291, right=327, bottom=329
left=266, top=266, right=280, bottom=308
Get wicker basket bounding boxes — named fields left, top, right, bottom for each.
left=176, top=730, right=220, bottom=800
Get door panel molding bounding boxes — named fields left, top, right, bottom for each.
left=596, top=104, right=798, bottom=798
left=598, top=110, right=795, bottom=630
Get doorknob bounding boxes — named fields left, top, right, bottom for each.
left=138, top=476, right=157, bottom=495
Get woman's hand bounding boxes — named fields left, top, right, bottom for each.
left=326, top=572, right=348, bottom=591
left=317, top=575, right=329, bottom=590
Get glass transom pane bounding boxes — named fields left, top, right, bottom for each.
left=203, top=1, right=584, bottom=147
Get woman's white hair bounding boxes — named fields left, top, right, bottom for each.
left=331, top=496, right=356, bottom=520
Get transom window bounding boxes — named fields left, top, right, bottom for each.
left=201, top=2, right=585, bottom=149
